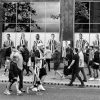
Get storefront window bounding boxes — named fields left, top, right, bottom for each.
left=74, top=0, right=100, bottom=50
left=2, top=2, right=60, bottom=50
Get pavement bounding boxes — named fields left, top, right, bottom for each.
left=0, top=82, right=100, bottom=100
left=1, top=65, right=100, bottom=88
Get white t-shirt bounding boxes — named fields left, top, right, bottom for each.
left=44, top=49, right=52, bottom=59
left=79, top=51, right=84, bottom=68
left=10, top=51, right=23, bottom=70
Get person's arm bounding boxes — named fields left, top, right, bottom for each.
left=68, top=60, right=75, bottom=69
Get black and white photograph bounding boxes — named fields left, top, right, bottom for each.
left=0, top=0, right=100, bottom=100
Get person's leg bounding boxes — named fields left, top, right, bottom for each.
left=46, top=59, right=50, bottom=71
left=81, top=68, right=87, bottom=81
left=76, top=69, right=85, bottom=86
left=68, top=70, right=76, bottom=85
left=18, top=70, right=23, bottom=90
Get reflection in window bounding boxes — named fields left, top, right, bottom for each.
left=75, top=24, right=89, bottom=33
left=31, top=24, right=45, bottom=32
left=46, top=2, right=60, bottom=24
left=46, top=24, right=59, bottom=32
left=90, top=2, right=100, bottom=23
left=3, top=3, right=16, bottom=23
left=17, top=24, right=30, bottom=32
left=75, top=1, right=89, bottom=23
left=17, top=3, right=30, bottom=23
left=3, top=23, right=16, bottom=32
left=90, top=24, right=100, bottom=32
left=30, top=2, right=45, bottom=23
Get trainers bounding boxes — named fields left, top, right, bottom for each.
left=32, top=87, right=38, bottom=92
left=4, top=90, right=11, bottom=95
left=17, top=90, right=22, bottom=95
left=88, top=77, right=94, bottom=81
left=38, top=85, right=45, bottom=91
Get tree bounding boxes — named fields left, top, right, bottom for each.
left=75, top=1, right=89, bottom=23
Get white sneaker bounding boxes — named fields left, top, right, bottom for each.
left=4, top=90, right=11, bottom=95
left=88, top=77, right=95, bottom=81
left=38, top=85, right=45, bottom=91
left=32, top=87, right=38, bottom=92
left=17, top=90, right=22, bottom=95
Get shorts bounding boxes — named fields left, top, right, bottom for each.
left=39, top=67, right=47, bottom=79
left=92, top=63, right=99, bottom=70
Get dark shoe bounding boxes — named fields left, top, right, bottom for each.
left=79, top=84, right=85, bottom=88
left=83, top=80, right=87, bottom=82
left=20, top=89, right=25, bottom=92
left=68, top=83, right=73, bottom=86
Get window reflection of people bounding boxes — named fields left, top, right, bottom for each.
left=76, top=33, right=89, bottom=51
left=20, top=33, right=28, bottom=48
left=93, top=34, right=99, bottom=47
left=3, top=34, right=14, bottom=58
left=33, top=34, right=43, bottom=48
left=48, top=34, right=57, bottom=53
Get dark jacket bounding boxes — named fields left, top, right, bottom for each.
left=9, top=61, right=19, bottom=78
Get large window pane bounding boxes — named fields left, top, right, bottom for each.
left=75, top=24, right=89, bottom=33
left=17, top=2, right=31, bottom=23
left=90, top=24, right=100, bottom=32
left=3, top=2, right=16, bottom=23
left=30, top=2, right=45, bottom=23
left=46, top=2, right=60, bottom=24
left=75, top=1, right=89, bottom=23
left=90, top=2, right=100, bottom=23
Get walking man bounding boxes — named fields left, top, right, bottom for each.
left=68, top=48, right=85, bottom=87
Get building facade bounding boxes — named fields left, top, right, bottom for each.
left=0, top=0, right=100, bottom=49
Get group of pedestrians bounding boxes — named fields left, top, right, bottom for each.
left=63, top=45, right=100, bottom=87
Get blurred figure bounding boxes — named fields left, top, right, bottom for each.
left=33, top=34, right=43, bottom=49
left=79, top=49, right=87, bottom=82
left=88, top=46, right=94, bottom=77
left=20, top=33, right=28, bottom=48
left=76, top=33, right=89, bottom=52
left=3, top=34, right=14, bottom=58
left=22, top=45, right=32, bottom=76
left=44, top=46, right=52, bottom=72
left=48, top=34, right=57, bottom=54
left=52, top=48, right=63, bottom=79
left=89, top=47, right=100, bottom=80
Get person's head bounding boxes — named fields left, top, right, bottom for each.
left=17, top=45, right=20, bottom=51
left=36, top=34, right=40, bottom=40
left=21, top=33, right=25, bottom=39
left=6, top=57, right=10, bottom=61
left=7, top=34, right=10, bottom=40
left=74, top=48, right=78, bottom=54
left=51, top=34, right=55, bottom=40
left=46, top=46, right=49, bottom=49
left=89, top=46, right=93, bottom=50
left=79, top=33, right=82, bottom=39
left=96, top=34, right=99, bottom=40
left=11, top=46, right=17, bottom=52
left=94, top=46, right=99, bottom=52
left=12, top=56, right=18, bottom=63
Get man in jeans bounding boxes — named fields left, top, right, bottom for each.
left=68, top=48, right=85, bottom=87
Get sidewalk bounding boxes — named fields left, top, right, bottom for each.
left=0, top=68, right=100, bottom=88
